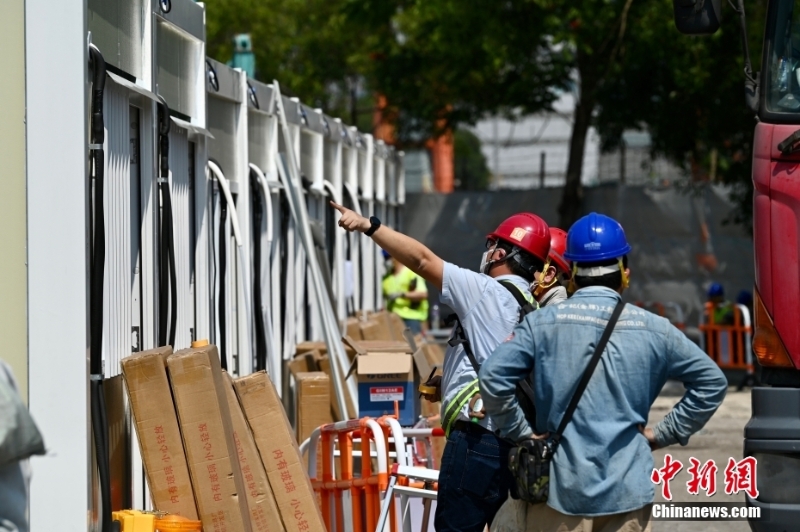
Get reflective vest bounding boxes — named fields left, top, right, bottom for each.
left=382, top=267, right=429, bottom=321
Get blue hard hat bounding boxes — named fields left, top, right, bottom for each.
left=736, top=290, right=753, bottom=306
left=563, top=212, right=631, bottom=263
left=381, top=249, right=391, bottom=260
left=708, top=283, right=724, bottom=298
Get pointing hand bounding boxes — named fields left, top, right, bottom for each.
left=330, top=201, right=371, bottom=233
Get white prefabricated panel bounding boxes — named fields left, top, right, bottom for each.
left=88, top=0, right=151, bottom=85
left=247, top=78, right=284, bottom=384
left=340, top=135, right=361, bottom=316
left=168, top=123, right=197, bottom=350
left=27, top=1, right=89, bottom=527
left=153, top=0, right=205, bottom=126
left=358, top=133, right=374, bottom=199
left=101, top=81, right=135, bottom=378
left=323, top=123, right=346, bottom=324
left=374, top=140, right=387, bottom=202
left=386, top=154, right=397, bottom=229
left=206, top=59, right=252, bottom=376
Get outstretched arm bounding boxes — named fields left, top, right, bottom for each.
left=331, top=201, right=444, bottom=290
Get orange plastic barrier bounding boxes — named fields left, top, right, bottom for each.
left=300, top=417, right=447, bottom=532
left=698, top=302, right=754, bottom=372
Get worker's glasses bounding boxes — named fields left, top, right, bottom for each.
left=485, top=238, right=499, bottom=250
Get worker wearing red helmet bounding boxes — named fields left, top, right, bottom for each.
left=531, top=227, right=571, bottom=308
left=331, top=202, right=551, bottom=532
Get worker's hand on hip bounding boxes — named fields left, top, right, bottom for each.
left=420, top=374, right=441, bottom=403
left=638, top=424, right=660, bottom=451
left=468, top=393, right=486, bottom=420
left=330, top=201, right=370, bottom=233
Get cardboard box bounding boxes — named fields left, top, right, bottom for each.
left=359, top=319, right=383, bottom=341
left=295, top=372, right=333, bottom=444
left=233, top=371, right=326, bottom=532
left=295, top=341, right=327, bottom=356
left=121, top=347, right=198, bottom=519
left=167, top=345, right=251, bottom=532
left=345, top=317, right=363, bottom=340
left=222, top=373, right=285, bottom=532
left=387, top=312, right=408, bottom=341
left=342, top=336, right=413, bottom=356
left=288, top=350, right=321, bottom=377
left=354, top=353, right=419, bottom=425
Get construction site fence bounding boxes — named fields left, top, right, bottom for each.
left=300, top=417, right=445, bottom=532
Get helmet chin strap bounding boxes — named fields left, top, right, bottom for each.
left=532, top=259, right=556, bottom=297
left=619, top=258, right=630, bottom=289
left=484, top=246, right=519, bottom=275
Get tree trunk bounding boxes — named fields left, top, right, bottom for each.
left=558, top=81, right=596, bottom=229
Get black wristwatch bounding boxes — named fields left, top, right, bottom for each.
left=365, top=215, right=381, bottom=237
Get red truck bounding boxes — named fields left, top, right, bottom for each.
left=676, top=1, right=800, bottom=530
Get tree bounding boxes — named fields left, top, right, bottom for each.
left=453, top=129, right=491, bottom=191
left=343, top=0, right=571, bottom=144
left=594, top=0, right=768, bottom=233
left=347, top=0, right=648, bottom=226
left=205, top=0, right=373, bottom=122
left=540, top=0, right=645, bottom=228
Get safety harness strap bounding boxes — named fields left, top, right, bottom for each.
left=442, top=379, right=480, bottom=437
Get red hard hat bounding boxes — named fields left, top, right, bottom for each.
left=548, top=227, right=571, bottom=274
left=487, top=213, right=550, bottom=264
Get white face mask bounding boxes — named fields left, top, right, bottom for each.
left=480, top=244, right=500, bottom=274
left=479, top=251, right=490, bottom=274
left=384, top=259, right=393, bottom=272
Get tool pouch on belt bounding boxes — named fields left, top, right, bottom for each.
left=507, top=301, right=625, bottom=504
left=508, top=439, right=555, bottom=503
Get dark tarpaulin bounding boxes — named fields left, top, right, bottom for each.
left=403, top=184, right=754, bottom=328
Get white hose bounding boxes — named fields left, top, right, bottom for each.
left=207, top=160, right=243, bottom=247
left=249, top=162, right=273, bottom=242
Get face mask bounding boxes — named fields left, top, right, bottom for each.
left=479, top=251, right=490, bottom=274
left=384, top=259, right=393, bottom=272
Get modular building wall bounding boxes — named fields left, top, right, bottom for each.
left=20, top=0, right=404, bottom=528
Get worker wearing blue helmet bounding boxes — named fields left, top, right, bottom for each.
left=481, top=213, right=727, bottom=532
left=707, top=282, right=734, bottom=325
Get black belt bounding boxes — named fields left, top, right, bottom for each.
left=452, top=420, right=494, bottom=436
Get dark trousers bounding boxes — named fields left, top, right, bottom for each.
left=434, top=423, right=514, bottom=532
left=402, top=318, right=423, bottom=334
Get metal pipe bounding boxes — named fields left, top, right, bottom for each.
left=272, top=82, right=351, bottom=418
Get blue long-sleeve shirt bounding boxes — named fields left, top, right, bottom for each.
left=479, top=286, right=727, bottom=516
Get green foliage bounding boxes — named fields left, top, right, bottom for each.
left=204, top=0, right=764, bottom=230
left=595, top=0, right=768, bottom=233
left=205, top=0, right=369, bottom=119
left=453, top=129, right=491, bottom=191
left=343, top=0, right=572, bottom=141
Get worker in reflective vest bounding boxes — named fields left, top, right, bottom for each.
left=331, top=201, right=551, bottom=532
left=381, top=249, right=429, bottom=334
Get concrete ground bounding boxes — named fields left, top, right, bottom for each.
left=649, top=383, right=752, bottom=532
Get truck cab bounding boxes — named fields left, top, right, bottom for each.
left=746, top=0, right=800, bottom=529
left=675, top=0, right=800, bottom=529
